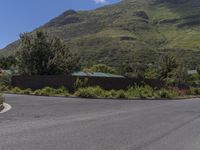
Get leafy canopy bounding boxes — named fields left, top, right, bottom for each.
left=0, top=55, right=16, bottom=70
left=17, top=30, right=79, bottom=75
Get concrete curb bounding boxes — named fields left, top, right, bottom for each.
left=0, top=103, right=12, bottom=114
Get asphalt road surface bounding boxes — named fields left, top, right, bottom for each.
left=1, top=94, right=200, bottom=150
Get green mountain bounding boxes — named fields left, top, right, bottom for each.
left=2, top=0, right=200, bottom=69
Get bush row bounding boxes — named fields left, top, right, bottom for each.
left=9, top=86, right=70, bottom=97
left=1, top=85, right=199, bottom=99
left=74, top=86, right=182, bottom=99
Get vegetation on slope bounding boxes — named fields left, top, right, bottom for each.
left=1, top=0, right=200, bottom=70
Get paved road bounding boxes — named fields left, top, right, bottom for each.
left=1, top=95, right=200, bottom=150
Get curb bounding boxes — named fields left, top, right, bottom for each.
left=0, top=103, right=12, bottom=114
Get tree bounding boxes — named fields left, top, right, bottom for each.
left=17, top=30, right=79, bottom=75
left=84, top=64, right=117, bottom=74
left=0, top=55, right=16, bottom=70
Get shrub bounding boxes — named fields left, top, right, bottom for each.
left=74, top=86, right=106, bottom=98
left=75, top=87, right=128, bottom=99
left=7, top=87, right=32, bottom=95
left=34, top=87, right=68, bottom=96
left=11, top=87, right=23, bottom=94
left=190, top=88, right=200, bottom=95
left=139, top=87, right=154, bottom=99
left=32, top=87, right=69, bottom=96
left=115, top=90, right=127, bottom=99
left=0, top=94, right=4, bottom=105
left=109, top=90, right=118, bottom=98
left=39, top=87, right=56, bottom=96
left=135, top=85, right=154, bottom=99
left=0, top=73, right=11, bottom=86
left=3, top=85, right=197, bottom=99
left=41, top=87, right=55, bottom=96
left=155, top=89, right=178, bottom=99
left=54, top=87, right=70, bottom=96
left=33, top=89, right=42, bottom=95
left=21, top=88, right=33, bottom=95
left=0, top=84, right=10, bottom=92
left=127, top=86, right=154, bottom=99
left=126, top=87, right=139, bottom=98
left=127, top=86, right=180, bottom=99
left=73, top=78, right=88, bottom=91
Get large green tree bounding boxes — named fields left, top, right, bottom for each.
left=0, top=55, right=16, bottom=70
left=17, top=30, right=79, bottom=75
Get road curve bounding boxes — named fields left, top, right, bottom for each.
left=0, top=94, right=200, bottom=150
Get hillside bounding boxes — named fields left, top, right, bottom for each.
left=1, top=0, right=200, bottom=69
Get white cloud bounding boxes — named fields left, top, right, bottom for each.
left=94, top=0, right=107, bottom=4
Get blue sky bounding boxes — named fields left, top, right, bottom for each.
left=0, top=0, right=120, bottom=49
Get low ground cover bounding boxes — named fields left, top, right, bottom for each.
left=0, top=85, right=199, bottom=100
left=9, top=86, right=70, bottom=97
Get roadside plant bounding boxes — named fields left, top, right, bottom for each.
left=33, top=87, right=68, bottom=96
left=21, top=88, right=33, bottom=95
left=11, top=87, right=22, bottom=94
left=0, top=84, right=10, bottom=92
left=54, top=86, right=69, bottom=96
left=138, top=86, right=154, bottom=99
left=73, top=78, right=88, bottom=91
left=158, top=54, right=178, bottom=81
left=155, top=89, right=174, bottom=99
left=0, top=73, right=12, bottom=86
left=190, top=87, right=200, bottom=95
left=115, top=90, right=127, bottom=99
left=126, top=86, right=154, bottom=99
left=74, top=86, right=106, bottom=98
left=0, top=94, right=4, bottom=105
